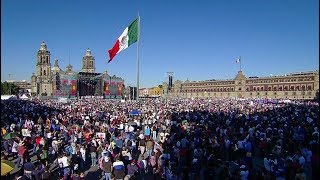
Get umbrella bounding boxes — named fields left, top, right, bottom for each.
left=1, top=160, right=15, bottom=176
left=3, top=132, right=17, bottom=140
left=130, top=109, right=141, bottom=116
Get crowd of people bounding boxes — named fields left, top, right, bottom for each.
left=1, top=97, right=319, bottom=180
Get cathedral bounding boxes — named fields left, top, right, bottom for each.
left=31, top=42, right=124, bottom=98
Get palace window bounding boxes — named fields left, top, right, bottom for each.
left=273, top=87, right=277, bottom=91
left=279, top=87, right=282, bottom=91
left=290, top=86, right=294, bottom=91
left=261, top=87, right=264, bottom=91
left=257, top=87, right=260, bottom=91
left=307, top=86, right=312, bottom=91
left=253, top=87, right=256, bottom=91
left=302, top=86, right=305, bottom=91
left=238, top=88, right=242, bottom=91
left=295, top=86, right=300, bottom=91
left=268, top=87, right=271, bottom=91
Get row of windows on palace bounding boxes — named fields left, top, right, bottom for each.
left=183, top=76, right=315, bottom=87
left=174, top=84, right=314, bottom=93
left=174, top=91, right=313, bottom=97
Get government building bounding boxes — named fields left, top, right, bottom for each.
left=31, top=42, right=124, bottom=98
left=162, top=70, right=319, bottom=100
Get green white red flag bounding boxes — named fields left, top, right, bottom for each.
left=108, top=18, right=139, bottom=63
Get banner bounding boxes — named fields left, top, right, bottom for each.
left=105, top=82, right=110, bottom=95
left=118, top=82, right=122, bottom=95
left=22, top=128, right=31, bottom=137
left=58, top=73, right=77, bottom=97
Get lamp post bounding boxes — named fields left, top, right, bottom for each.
left=8, top=74, right=12, bottom=95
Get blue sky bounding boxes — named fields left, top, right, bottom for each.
left=1, top=0, right=319, bottom=88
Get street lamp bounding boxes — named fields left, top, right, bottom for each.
left=8, top=74, right=12, bottom=95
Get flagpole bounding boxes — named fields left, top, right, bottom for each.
left=136, top=12, right=140, bottom=101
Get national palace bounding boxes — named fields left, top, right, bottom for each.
left=160, top=70, right=319, bottom=100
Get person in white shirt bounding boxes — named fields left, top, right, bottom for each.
left=52, top=137, right=60, bottom=154
left=11, top=140, right=19, bottom=158
left=57, top=153, right=70, bottom=177
left=113, top=157, right=125, bottom=179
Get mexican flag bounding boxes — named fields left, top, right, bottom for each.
left=108, top=18, right=139, bottom=63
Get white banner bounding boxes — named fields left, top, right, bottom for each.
left=22, top=128, right=31, bottom=137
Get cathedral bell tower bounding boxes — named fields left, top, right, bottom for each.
left=36, top=41, right=53, bottom=96
left=81, top=48, right=95, bottom=73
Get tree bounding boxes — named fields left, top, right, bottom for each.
left=1, top=82, right=20, bottom=95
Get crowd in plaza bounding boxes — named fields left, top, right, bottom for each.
left=1, top=96, right=319, bottom=180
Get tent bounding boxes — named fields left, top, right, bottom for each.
left=130, top=109, right=141, bottom=116
left=20, top=94, right=29, bottom=100
left=58, top=97, right=68, bottom=104
left=1, top=95, right=16, bottom=100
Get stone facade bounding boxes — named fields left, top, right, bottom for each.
left=163, top=70, right=319, bottom=100
left=31, top=42, right=124, bottom=97
left=81, top=49, right=95, bottom=73
left=31, top=42, right=53, bottom=96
